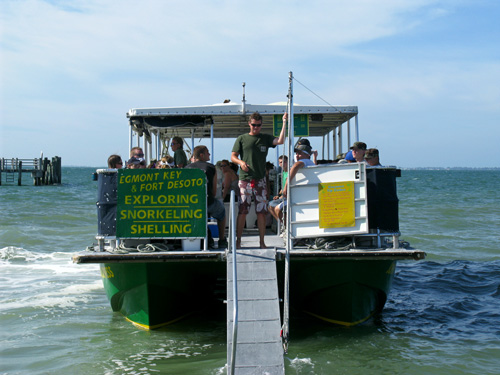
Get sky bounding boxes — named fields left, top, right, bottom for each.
left=1, top=0, right=499, bottom=168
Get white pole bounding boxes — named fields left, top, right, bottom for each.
left=355, top=114, right=359, bottom=141
left=327, top=131, right=330, bottom=160
left=333, top=130, right=337, bottom=160
left=129, top=126, right=133, bottom=156
left=338, top=125, right=343, bottom=153
left=347, top=119, right=351, bottom=148
left=210, top=123, right=214, bottom=163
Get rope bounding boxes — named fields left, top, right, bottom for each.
left=115, top=242, right=173, bottom=253
left=85, top=242, right=173, bottom=253
left=292, top=76, right=343, bottom=113
left=307, top=237, right=353, bottom=251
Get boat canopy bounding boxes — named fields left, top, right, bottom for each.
left=127, top=102, right=358, bottom=140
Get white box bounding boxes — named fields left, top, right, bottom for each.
left=182, top=239, right=201, bottom=251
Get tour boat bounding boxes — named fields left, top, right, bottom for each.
left=74, top=74, right=425, bottom=330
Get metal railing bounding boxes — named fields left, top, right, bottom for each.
left=228, top=190, right=238, bottom=375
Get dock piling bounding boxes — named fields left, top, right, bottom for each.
left=0, top=157, right=62, bottom=186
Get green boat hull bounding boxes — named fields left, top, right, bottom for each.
left=100, top=258, right=395, bottom=329
left=285, top=259, right=396, bottom=326
left=100, top=262, right=226, bottom=329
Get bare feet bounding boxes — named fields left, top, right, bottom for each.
left=236, top=239, right=241, bottom=249
left=260, top=242, right=268, bottom=249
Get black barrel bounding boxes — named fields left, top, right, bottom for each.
left=96, top=170, right=118, bottom=236
left=366, top=168, right=400, bottom=232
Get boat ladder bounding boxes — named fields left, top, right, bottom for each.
left=226, top=192, right=285, bottom=375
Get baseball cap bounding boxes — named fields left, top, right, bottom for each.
left=296, top=138, right=311, bottom=147
left=364, top=148, right=379, bottom=159
left=294, top=144, right=312, bottom=155
left=350, top=141, right=367, bottom=151
left=345, top=150, right=356, bottom=161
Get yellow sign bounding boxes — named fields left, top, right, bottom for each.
left=318, top=181, right=355, bottom=228
left=116, top=169, right=207, bottom=238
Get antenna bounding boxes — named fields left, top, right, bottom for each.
left=242, top=82, right=246, bottom=114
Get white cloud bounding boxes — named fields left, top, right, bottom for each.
left=1, top=0, right=498, bottom=168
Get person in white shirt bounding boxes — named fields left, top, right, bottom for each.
left=365, top=148, right=383, bottom=167
left=275, top=141, right=316, bottom=221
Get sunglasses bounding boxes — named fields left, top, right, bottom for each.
left=250, top=123, right=262, bottom=127
left=134, top=153, right=144, bottom=157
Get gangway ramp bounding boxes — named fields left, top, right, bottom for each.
left=227, top=248, right=285, bottom=374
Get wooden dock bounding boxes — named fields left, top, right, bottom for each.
left=0, top=157, right=61, bottom=186
left=227, top=248, right=285, bottom=375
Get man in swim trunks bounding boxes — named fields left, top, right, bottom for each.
left=231, top=112, right=286, bottom=249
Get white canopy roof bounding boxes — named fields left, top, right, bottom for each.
left=127, top=102, right=358, bottom=139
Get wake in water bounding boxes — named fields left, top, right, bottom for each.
left=1, top=246, right=39, bottom=262
left=0, top=246, right=102, bottom=313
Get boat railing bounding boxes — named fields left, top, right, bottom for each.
left=228, top=190, right=238, bottom=375
left=354, top=230, right=401, bottom=249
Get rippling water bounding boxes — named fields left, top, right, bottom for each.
left=1, top=168, right=499, bottom=374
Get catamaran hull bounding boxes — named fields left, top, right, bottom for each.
left=285, top=259, right=396, bottom=326
left=99, top=258, right=395, bottom=329
left=100, top=262, right=225, bottom=329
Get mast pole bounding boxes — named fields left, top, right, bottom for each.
left=281, top=71, right=294, bottom=355
left=287, top=71, right=294, bottom=250
left=241, top=82, right=246, bottom=114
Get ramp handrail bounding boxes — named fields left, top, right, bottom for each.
left=228, top=190, right=238, bottom=375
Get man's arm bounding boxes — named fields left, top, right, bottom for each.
left=231, top=151, right=249, bottom=172
left=273, top=113, right=287, bottom=146
left=312, top=150, right=318, bottom=165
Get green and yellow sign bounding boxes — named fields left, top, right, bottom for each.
left=318, top=181, right=355, bottom=228
left=116, top=168, right=207, bottom=238
left=273, top=114, right=309, bottom=137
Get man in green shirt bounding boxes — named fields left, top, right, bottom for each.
left=231, top=112, right=286, bottom=249
left=171, top=136, right=188, bottom=168
left=268, top=155, right=288, bottom=222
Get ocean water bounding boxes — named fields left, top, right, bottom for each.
left=1, top=168, right=499, bottom=375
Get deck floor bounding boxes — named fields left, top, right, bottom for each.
left=237, top=228, right=285, bottom=250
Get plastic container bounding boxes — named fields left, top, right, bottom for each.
left=182, top=239, right=201, bottom=251
left=208, top=221, right=219, bottom=238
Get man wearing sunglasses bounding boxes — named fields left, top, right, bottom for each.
left=170, top=136, right=188, bottom=168
left=130, top=147, right=144, bottom=159
left=231, top=111, right=286, bottom=249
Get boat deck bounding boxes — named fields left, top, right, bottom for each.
left=73, top=229, right=426, bottom=264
